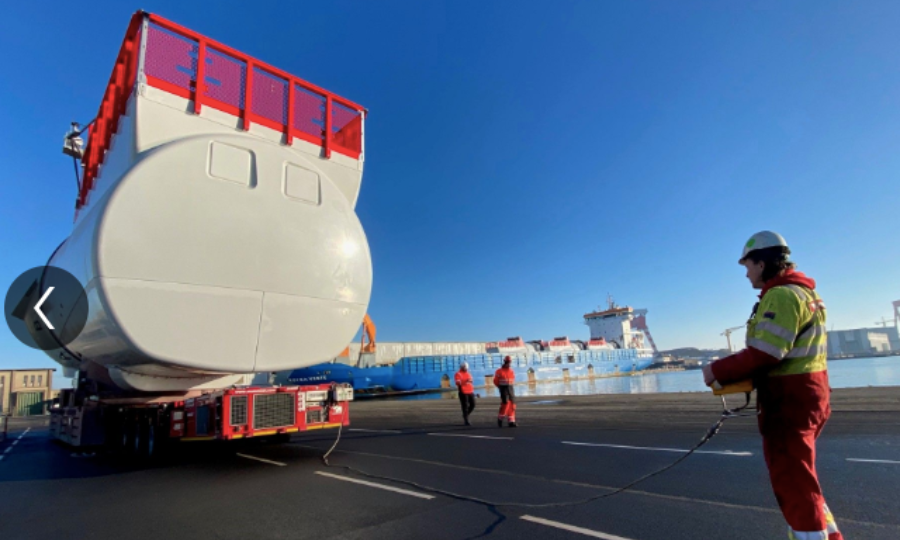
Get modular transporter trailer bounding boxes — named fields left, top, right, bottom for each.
left=50, top=383, right=353, bottom=457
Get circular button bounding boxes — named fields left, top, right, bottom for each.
left=4, top=266, right=88, bottom=351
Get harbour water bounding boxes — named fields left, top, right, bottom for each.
left=399, top=356, right=900, bottom=400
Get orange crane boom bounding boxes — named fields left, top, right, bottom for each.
left=338, top=313, right=376, bottom=358
left=360, top=314, right=376, bottom=353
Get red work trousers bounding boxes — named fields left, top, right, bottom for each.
left=498, top=385, right=516, bottom=423
left=759, top=374, right=842, bottom=539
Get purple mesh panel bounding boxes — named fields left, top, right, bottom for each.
left=293, top=85, right=326, bottom=142
left=144, top=23, right=197, bottom=91
left=204, top=48, right=246, bottom=110
left=332, top=101, right=362, bottom=152
left=251, top=68, right=288, bottom=126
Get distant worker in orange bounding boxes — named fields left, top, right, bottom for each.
left=494, top=356, right=517, bottom=427
left=455, top=362, right=476, bottom=426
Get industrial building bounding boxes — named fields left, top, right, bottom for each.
left=827, top=327, right=900, bottom=358
left=0, top=368, right=55, bottom=416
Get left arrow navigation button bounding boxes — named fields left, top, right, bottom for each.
left=5, top=267, right=88, bottom=350
left=34, top=286, right=56, bottom=330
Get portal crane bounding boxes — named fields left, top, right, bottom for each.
left=874, top=316, right=896, bottom=327
left=721, top=326, right=744, bottom=353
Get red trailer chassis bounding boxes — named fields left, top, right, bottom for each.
left=50, top=383, right=353, bottom=457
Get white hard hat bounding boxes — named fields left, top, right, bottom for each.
left=739, top=231, right=789, bottom=263
left=461, top=362, right=469, bottom=369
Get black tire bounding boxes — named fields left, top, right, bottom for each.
left=270, top=433, right=292, bottom=444
left=145, top=423, right=156, bottom=459
left=119, top=418, right=135, bottom=455
left=132, top=422, right=141, bottom=455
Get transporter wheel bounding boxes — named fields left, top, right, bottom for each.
left=268, top=433, right=292, bottom=444
left=132, top=422, right=141, bottom=455
left=119, top=419, right=135, bottom=454
left=144, top=423, right=156, bottom=459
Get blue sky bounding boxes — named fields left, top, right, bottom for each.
left=1, top=1, right=898, bottom=377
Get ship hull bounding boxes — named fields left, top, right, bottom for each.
left=283, top=349, right=655, bottom=394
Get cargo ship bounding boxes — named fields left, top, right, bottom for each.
left=279, top=299, right=658, bottom=394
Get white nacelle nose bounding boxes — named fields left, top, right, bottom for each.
left=50, top=133, right=372, bottom=378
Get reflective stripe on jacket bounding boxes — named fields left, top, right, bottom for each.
left=747, top=284, right=827, bottom=377
left=493, top=367, right=515, bottom=387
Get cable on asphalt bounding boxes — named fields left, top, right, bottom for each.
left=320, top=408, right=742, bottom=509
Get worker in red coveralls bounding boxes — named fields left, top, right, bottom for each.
left=703, top=231, right=842, bottom=540
left=493, top=356, right=517, bottom=427
left=455, top=362, right=476, bottom=426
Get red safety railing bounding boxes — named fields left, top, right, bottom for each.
left=77, top=11, right=365, bottom=212
left=144, top=13, right=364, bottom=158
left=77, top=14, right=142, bottom=210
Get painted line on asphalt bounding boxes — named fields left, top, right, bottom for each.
left=236, top=453, right=287, bottom=467
left=562, top=441, right=753, bottom=457
left=428, top=433, right=514, bottom=441
left=349, top=428, right=402, bottom=434
left=847, top=458, right=900, bottom=465
left=315, top=471, right=435, bottom=500
left=298, top=445, right=900, bottom=531
left=521, top=515, right=635, bottom=540
left=0, top=428, right=29, bottom=464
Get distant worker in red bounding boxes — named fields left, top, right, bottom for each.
left=704, top=231, right=842, bottom=540
left=455, top=362, right=476, bottom=426
left=494, top=356, right=517, bottom=427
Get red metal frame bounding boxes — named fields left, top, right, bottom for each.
left=193, top=40, right=206, bottom=115
left=159, top=384, right=350, bottom=441
left=243, top=60, right=254, bottom=130
left=77, top=14, right=143, bottom=210
left=216, top=384, right=349, bottom=440
left=146, top=13, right=364, bottom=159
left=77, top=11, right=366, bottom=214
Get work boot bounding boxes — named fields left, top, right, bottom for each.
left=497, top=418, right=503, bottom=427
left=509, top=422, right=517, bottom=428
left=464, top=419, right=472, bottom=426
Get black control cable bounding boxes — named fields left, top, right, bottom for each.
left=318, top=394, right=755, bottom=509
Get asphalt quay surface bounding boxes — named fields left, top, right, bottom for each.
left=0, top=388, right=898, bottom=540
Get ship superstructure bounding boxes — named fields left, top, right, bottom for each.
left=584, top=296, right=656, bottom=353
